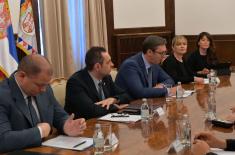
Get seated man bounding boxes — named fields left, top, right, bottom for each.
left=192, top=131, right=235, bottom=155
left=64, top=47, right=131, bottom=120
left=0, top=54, right=86, bottom=153
left=115, top=35, right=175, bottom=99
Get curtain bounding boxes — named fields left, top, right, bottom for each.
left=41, top=0, right=75, bottom=78
left=85, top=0, right=108, bottom=50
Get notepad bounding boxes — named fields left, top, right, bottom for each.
left=42, top=135, right=93, bottom=151
left=211, top=148, right=234, bottom=155
left=98, top=113, right=141, bottom=122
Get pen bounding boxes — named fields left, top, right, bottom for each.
left=111, top=115, right=129, bottom=118
left=73, top=140, right=86, bottom=148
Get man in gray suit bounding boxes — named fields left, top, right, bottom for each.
left=0, top=54, right=86, bottom=153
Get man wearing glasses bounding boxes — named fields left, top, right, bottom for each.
left=115, top=35, right=175, bottom=99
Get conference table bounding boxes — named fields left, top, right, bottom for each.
left=24, top=73, right=235, bottom=155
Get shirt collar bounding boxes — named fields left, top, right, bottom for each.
left=14, top=73, right=28, bottom=100
left=88, top=71, right=102, bottom=89
left=142, top=53, right=151, bottom=71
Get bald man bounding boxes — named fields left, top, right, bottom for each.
left=0, top=54, right=86, bottom=153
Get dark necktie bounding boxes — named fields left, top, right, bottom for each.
left=98, top=81, right=105, bottom=100
left=147, top=67, right=152, bottom=88
left=27, top=96, right=40, bottom=126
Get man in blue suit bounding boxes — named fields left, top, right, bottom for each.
left=115, top=35, right=175, bottom=99
left=0, top=54, right=86, bottom=153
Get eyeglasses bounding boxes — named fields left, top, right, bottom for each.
left=151, top=49, right=167, bottom=56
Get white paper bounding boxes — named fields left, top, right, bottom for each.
left=167, top=140, right=184, bottom=153
left=42, top=135, right=93, bottom=151
left=110, top=133, right=119, bottom=146
left=156, top=107, right=165, bottom=116
left=173, top=90, right=195, bottom=98
left=98, top=113, right=141, bottom=122
left=204, top=78, right=210, bottom=84
left=211, top=148, right=234, bottom=155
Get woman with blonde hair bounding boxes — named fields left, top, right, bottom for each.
left=162, top=35, right=204, bottom=84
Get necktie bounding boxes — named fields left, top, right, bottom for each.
left=27, top=96, right=40, bottom=126
left=147, top=67, right=152, bottom=88
left=98, top=81, right=105, bottom=100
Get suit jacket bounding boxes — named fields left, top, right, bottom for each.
left=64, top=68, right=131, bottom=120
left=162, top=54, right=195, bottom=84
left=115, top=52, right=174, bottom=99
left=0, top=74, right=68, bottom=153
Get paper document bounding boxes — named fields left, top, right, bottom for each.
left=98, top=113, right=141, bottom=122
left=42, top=135, right=93, bottom=151
left=173, top=90, right=195, bottom=98
left=211, top=148, right=234, bottom=155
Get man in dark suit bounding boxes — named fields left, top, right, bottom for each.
left=0, top=54, right=86, bottom=153
left=64, top=47, right=131, bottom=120
left=115, top=35, right=175, bottom=99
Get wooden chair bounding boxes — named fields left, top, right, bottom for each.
left=50, top=78, right=67, bottom=107
left=110, top=68, right=118, bottom=81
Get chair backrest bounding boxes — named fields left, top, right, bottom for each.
left=50, top=78, right=67, bottom=107
left=110, top=68, right=118, bottom=81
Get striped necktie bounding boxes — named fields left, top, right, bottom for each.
left=27, top=96, right=40, bottom=126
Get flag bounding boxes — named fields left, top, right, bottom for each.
left=16, top=0, right=37, bottom=55
left=0, top=0, right=18, bottom=80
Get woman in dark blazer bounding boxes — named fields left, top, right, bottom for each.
left=187, top=32, right=218, bottom=76
left=162, top=36, right=204, bottom=84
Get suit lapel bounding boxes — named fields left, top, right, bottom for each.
left=101, top=78, right=109, bottom=98
left=8, top=74, right=33, bottom=126
left=137, top=53, right=149, bottom=85
left=83, top=70, right=100, bottom=100
left=35, top=94, right=49, bottom=122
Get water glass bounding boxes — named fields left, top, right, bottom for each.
left=100, top=123, right=112, bottom=152
left=176, top=119, right=185, bottom=144
left=165, top=84, right=173, bottom=102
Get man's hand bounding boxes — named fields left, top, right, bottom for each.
left=37, top=122, right=51, bottom=138
left=194, top=77, right=204, bottom=84
left=63, top=114, right=86, bottom=137
left=95, top=97, right=117, bottom=110
left=192, top=139, right=210, bottom=155
left=113, top=104, right=128, bottom=110
left=154, top=83, right=164, bottom=88
left=194, top=131, right=226, bottom=149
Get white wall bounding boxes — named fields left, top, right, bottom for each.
left=175, top=0, right=235, bottom=35
left=8, top=0, right=20, bottom=33
left=113, top=0, right=165, bottom=29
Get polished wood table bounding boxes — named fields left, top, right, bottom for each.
left=25, top=74, right=235, bottom=155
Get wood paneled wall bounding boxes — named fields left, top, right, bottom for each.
left=115, top=31, right=173, bottom=66
left=105, top=0, right=175, bottom=67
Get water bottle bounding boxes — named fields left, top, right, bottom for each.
left=182, top=114, right=191, bottom=147
left=209, top=69, right=217, bottom=92
left=141, top=98, right=149, bottom=120
left=176, top=82, right=183, bottom=99
left=206, top=92, right=216, bottom=121
left=93, top=124, right=104, bottom=155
